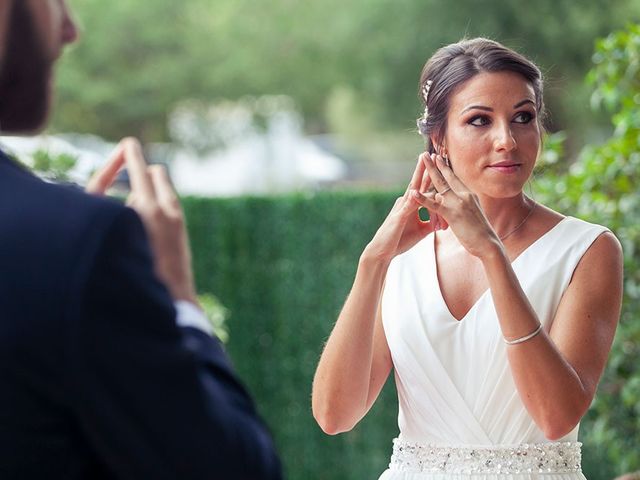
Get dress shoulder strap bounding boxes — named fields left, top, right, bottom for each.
left=513, top=216, right=612, bottom=328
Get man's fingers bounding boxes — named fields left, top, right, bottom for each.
left=149, top=165, right=181, bottom=215
left=125, top=192, right=136, bottom=208
left=85, top=142, right=126, bottom=194
left=122, top=138, right=155, bottom=199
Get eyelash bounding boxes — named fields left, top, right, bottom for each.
left=467, top=111, right=535, bottom=127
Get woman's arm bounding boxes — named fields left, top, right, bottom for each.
left=416, top=153, right=623, bottom=440
left=312, top=154, right=438, bottom=435
left=481, top=231, right=622, bottom=440
left=312, top=254, right=393, bottom=434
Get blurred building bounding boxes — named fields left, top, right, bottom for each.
left=1, top=96, right=352, bottom=196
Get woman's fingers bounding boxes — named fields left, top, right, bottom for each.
left=421, top=153, right=451, bottom=194
left=435, top=154, right=468, bottom=192
left=419, top=157, right=433, bottom=193
left=412, top=189, right=441, bottom=212
left=405, top=154, right=427, bottom=199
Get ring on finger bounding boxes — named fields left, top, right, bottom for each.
left=439, top=186, right=452, bottom=195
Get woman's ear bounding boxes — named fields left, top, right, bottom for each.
left=437, top=141, right=447, bottom=158
left=429, top=135, right=437, bottom=152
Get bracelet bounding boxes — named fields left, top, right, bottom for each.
left=503, top=324, right=543, bottom=345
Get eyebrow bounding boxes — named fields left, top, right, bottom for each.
left=460, top=99, right=536, bottom=115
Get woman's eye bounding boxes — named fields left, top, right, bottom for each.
left=468, top=115, right=490, bottom=126
left=514, top=111, right=534, bottom=124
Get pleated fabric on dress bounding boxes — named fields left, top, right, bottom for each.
left=379, top=216, right=609, bottom=480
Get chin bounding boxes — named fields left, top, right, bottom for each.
left=490, top=186, right=527, bottom=199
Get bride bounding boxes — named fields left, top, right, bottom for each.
left=311, top=38, right=622, bottom=479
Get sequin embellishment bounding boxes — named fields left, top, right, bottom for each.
left=389, top=438, right=582, bottom=474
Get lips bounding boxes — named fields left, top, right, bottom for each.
left=487, top=161, right=522, bottom=173
left=488, top=161, right=522, bottom=168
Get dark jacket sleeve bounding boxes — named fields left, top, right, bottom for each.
left=66, top=207, right=282, bottom=480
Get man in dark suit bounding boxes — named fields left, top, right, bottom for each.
left=0, top=1, right=282, bottom=478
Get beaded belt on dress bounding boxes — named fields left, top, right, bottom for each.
left=389, top=438, right=582, bottom=474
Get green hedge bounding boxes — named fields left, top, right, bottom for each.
left=184, top=191, right=401, bottom=479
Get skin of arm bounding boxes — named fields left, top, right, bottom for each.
left=312, top=154, right=436, bottom=435
left=416, top=153, right=623, bottom=440
left=311, top=253, right=393, bottom=435
left=479, top=231, right=623, bottom=440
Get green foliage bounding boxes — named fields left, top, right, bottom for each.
left=31, top=150, right=78, bottom=182
left=178, top=25, right=640, bottom=478
left=56, top=0, right=640, bottom=145
left=183, top=192, right=400, bottom=480
left=182, top=186, right=624, bottom=480
left=197, top=293, right=230, bottom=343
left=534, top=23, right=640, bottom=476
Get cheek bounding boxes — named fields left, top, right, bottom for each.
left=450, top=124, right=495, bottom=145
left=27, top=0, right=63, bottom=60
left=446, top=127, right=493, bottom=160
left=515, top=127, right=542, bottom=153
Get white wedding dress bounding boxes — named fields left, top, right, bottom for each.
left=379, top=216, right=608, bottom=480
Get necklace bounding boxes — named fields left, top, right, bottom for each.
left=498, top=199, right=537, bottom=241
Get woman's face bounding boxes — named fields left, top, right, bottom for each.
left=438, top=71, right=541, bottom=199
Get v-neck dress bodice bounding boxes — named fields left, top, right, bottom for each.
left=378, top=216, right=609, bottom=479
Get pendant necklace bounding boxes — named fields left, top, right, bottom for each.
left=498, top=200, right=537, bottom=241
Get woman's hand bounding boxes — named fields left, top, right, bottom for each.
left=413, top=153, right=501, bottom=259
left=363, top=153, right=446, bottom=264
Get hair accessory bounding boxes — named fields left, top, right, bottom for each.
left=420, top=80, right=433, bottom=119
left=416, top=80, right=433, bottom=136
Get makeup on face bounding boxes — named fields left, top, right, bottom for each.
left=441, top=71, right=542, bottom=196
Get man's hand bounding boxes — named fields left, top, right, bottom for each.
left=86, top=137, right=198, bottom=304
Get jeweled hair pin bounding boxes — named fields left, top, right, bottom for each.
left=416, top=80, right=433, bottom=136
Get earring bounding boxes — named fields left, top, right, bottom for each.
left=442, top=152, right=451, bottom=168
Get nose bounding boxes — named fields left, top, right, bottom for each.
left=494, top=121, right=517, bottom=152
left=60, top=0, right=79, bottom=45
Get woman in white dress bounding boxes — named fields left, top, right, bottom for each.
left=311, top=38, right=623, bottom=479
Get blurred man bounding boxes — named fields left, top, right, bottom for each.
left=0, top=1, right=282, bottom=478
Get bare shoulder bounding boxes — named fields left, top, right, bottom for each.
left=574, top=229, right=623, bottom=281
left=550, top=226, right=622, bottom=395
left=555, top=226, right=623, bottom=333
left=527, top=203, right=565, bottom=236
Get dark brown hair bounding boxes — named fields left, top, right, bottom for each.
left=416, top=38, right=544, bottom=154
left=0, top=1, right=52, bottom=133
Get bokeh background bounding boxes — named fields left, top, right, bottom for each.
left=6, top=0, right=640, bottom=478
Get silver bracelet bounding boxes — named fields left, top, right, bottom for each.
left=503, top=324, right=543, bottom=345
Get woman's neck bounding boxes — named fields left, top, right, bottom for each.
left=477, top=193, right=534, bottom=240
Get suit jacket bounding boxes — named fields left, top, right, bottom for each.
left=0, top=150, right=282, bottom=479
